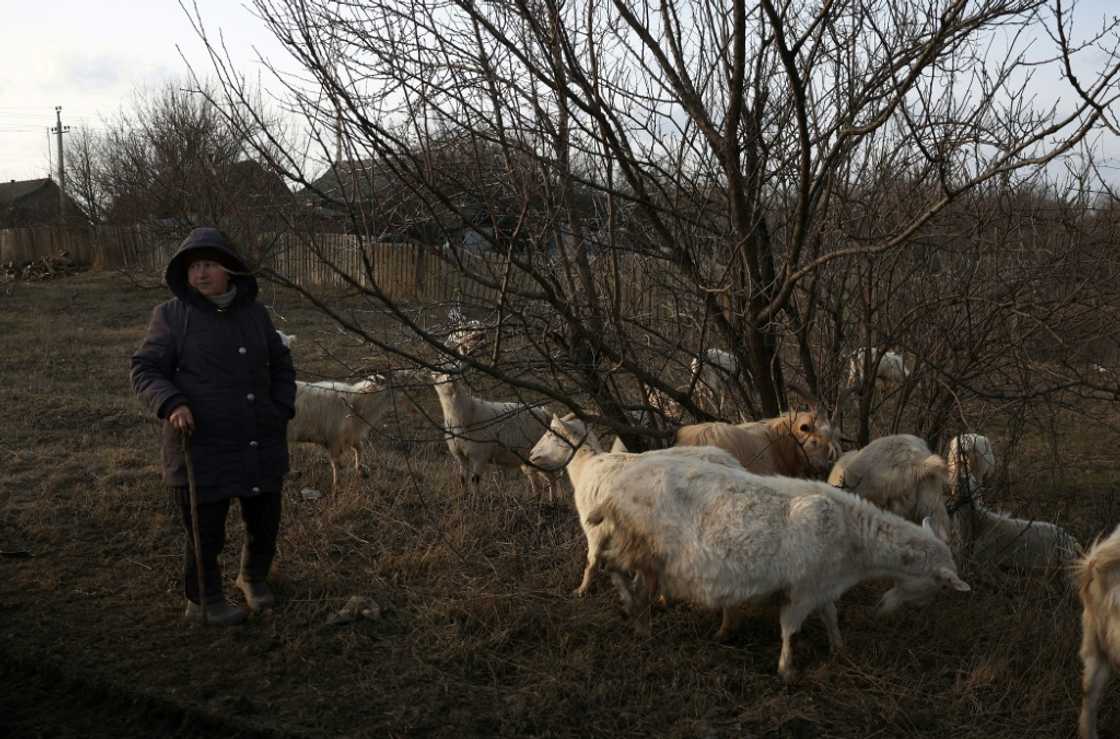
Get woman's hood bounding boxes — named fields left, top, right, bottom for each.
left=164, top=227, right=258, bottom=303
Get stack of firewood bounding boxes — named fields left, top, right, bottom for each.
left=2, top=251, right=82, bottom=281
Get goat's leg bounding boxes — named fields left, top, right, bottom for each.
left=327, top=447, right=342, bottom=491
left=448, top=448, right=469, bottom=492
left=1080, top=654, right=1110, bottom=739
left=608, top=569, right=636, bottom=614
left=777, top=596, right=815, bottom=683
left=532, top=469, right=555, bottom=505
left=818, top=600, right=844, bottom=654
left=1080, top=634, right=1111, bottom=739
left=717, top=606, right=743, bottom=642
left=574, top=530, right=599, bottom=597
left=468, top=456, right=485, bottom=496
left=521, top=465, right=541, bottom=502
left=628, top=565, right=658, bottom=636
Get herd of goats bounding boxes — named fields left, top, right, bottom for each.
left=272, top=317, right=1119, bottom=738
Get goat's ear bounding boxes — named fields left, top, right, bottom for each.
left=922, top=516, right=950, bottom=542
left=938, top=567, right=970, bottom=592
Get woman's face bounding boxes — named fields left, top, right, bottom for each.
left=187, top=258, right=230, bottom=296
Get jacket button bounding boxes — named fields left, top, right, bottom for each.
left=251, top=486, right=260, bottom=493
left=249, top=440, right=259, bottom=448
left=238, top=346, right=247, bottom=354
left=246, top=393, right=255, bottom=402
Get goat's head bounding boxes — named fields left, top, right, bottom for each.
left=783, top=383, right=841, bottom=472
left=353, top=374, right=385, bottom=394
left=785, top=408, right=839, bottom=474
left=877, top=517, right=969, bottom=616
left=447, top=322, right=487, bottom=356
left=529, top=412, right=588, bottom=471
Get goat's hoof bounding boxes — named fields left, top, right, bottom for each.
left=716, top=628, right=733, bottom=643
left=572, top=588, right=587, bottom=598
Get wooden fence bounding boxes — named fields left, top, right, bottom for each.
left=0, top=224, right=683, bottom=320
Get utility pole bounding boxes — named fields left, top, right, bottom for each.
left=50, top=106, right=70, bottom=219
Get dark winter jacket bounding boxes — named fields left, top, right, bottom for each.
left=130, top=228, right=296, bottom=502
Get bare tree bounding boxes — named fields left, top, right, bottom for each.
left=185, top=0, right=1120, bottom=449
left=84, top=80, right=293, bottom=257
left=65, top=127, right=108, bottom=225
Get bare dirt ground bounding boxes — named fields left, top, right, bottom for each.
left=1, top=271, right=1116, bottom=738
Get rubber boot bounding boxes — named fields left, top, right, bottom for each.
left=184, top=599, right=248, bottom=626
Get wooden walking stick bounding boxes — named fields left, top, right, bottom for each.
left=181, top=432, right=208, bottom=626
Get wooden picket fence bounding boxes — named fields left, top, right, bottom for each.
left=0, top=224, right=684, bottom=322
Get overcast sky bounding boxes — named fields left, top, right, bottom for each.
left=0, top=1, right=291, bottom=181
left=1, top=0, right=1117, bottom=184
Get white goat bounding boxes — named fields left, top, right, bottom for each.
left=288, top=375, right=389, bottom=489
left=528, top=413, right=741, bottom=600
left=846, top=348, right=909, bottom=396
left=952, top=475, right=1080, bottom=572
left=445, top=305, right=487, bottom=356
left=946, top=433, right=996, bottom=496
left=276, top=329, right=296, bottom=348
left=1075, top=524, right=1120, bottom=739
left=430, top=370, right=554, bottom=501
left=827, top=434, right=951, bottom=538
left=689, top=348, right=742, bottom=416
left=588, top=459, right=969, bottom=681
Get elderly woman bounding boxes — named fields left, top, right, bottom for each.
left=131, top=228, right=296, bottom=625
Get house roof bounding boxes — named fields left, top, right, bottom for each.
left=224, top=160, right=292, bottom=203
left=301, top=159, right=389, bottom=203
left=0, top=178, right=52, bottom=205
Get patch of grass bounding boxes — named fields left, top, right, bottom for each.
left=1, top=271, right=1118, bottom=737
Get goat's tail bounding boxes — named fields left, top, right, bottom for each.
left=918, top=453, right=949, bottom=483
left=1074, top=531, right=1120, bottom=607
left=587, top=498, right=661, bottom=581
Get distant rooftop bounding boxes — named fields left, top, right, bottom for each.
left=0, top=178, right=52, bottom=205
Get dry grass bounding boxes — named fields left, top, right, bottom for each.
left=0, top=271, right=1117, bottom=737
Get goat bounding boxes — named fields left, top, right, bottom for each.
left=827, top=434, right=951, bottom=538
left=847, top=348, right=909, bottom=396
left=528, top=412, right=741, bottom=600
left=430, top=370, right=554, bottom=501
left=952, top=475, right=1080, bottom=572
left=445, top=304, right=487, bottom=356
left=287, top=375, right=389, bottom=489
left=645, top=385, right=685, bottom=425
left=276, top=330, right=296, bottom=348
left=946, top=434, right=996, bottom=498
left=674, top=407, right=839, bottom=478
left=1075, top=524, right=1120, bottom=739
left=588, top=458, right=969, bottom=681
left=689, top=348, right=743, bottom=416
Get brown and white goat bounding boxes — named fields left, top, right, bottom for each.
left=1075, top=524, right=1120, bottom=739
left=674, top=406, right=840, bottom=478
